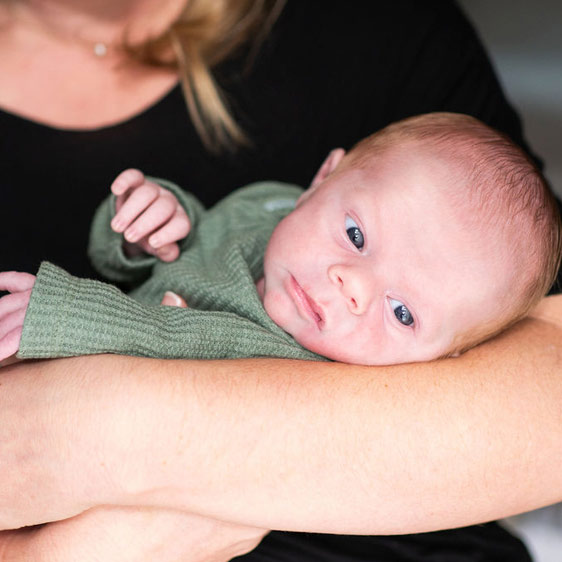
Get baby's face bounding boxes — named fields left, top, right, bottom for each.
left=261, top=151, right=514, bottom=365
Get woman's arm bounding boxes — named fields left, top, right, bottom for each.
left=0, top=508, right=266, bottom=562
left=1, top=296, right=561, bottom=534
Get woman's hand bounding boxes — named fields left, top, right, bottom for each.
left=0, top=507, right=267, bottom=562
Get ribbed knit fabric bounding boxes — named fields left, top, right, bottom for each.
left=19, top=182, right=323, bottom=362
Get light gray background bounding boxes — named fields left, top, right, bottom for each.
left=455, top=3, right=561, bottom=560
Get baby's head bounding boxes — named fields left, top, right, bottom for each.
left=260, top=112, right=562, bottom=365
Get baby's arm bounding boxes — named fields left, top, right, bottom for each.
left=10, top=263, right=318, bottom=361
left=0, top=169, right=196, bottom=362
left=0, top=275, right=188, bottom=363
left=110, top=169, right=190, bottom=263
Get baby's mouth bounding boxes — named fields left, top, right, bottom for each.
left=290, top=276, right=324, bottom=327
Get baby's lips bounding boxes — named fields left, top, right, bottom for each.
left=297, top=280, right=324, bottom=327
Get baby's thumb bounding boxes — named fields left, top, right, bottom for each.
left=161, top=291, right=188, bottom=308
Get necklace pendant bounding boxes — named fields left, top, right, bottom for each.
left=93, top=42, right=108, bottom=57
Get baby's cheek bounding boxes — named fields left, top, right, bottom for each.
left=300, top=331, right=385, bottom=365
left=263, top=289, right=295, bottom=332
left=294, top=333, right=343, bottom=361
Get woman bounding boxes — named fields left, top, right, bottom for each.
left=1, top=0, right=560, bottom=560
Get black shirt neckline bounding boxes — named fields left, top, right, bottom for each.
left=0, top=82, right=181, bottom=134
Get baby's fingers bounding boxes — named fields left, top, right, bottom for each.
left=152, top=243, right=180, bottom=263
left=161, top=291, right=188, bottom=307
left=0, top=271, right=36, bottom=293
left=0, top=291, right=32, bottom=319
left=111, top=169, right=145, bottom=196
left=0, top=305, right=27, bottom=355
left=111, top=182, right=161, bottom=235
left=123, top=191, right=177, bottom=245
left=0, top=282, right=35, bottom=361
left=0, top=326, right=23, bottom=361
left=148, top=209, right=191, bottom=250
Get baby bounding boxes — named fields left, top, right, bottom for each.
left=0, top=112, right=560, bottom=365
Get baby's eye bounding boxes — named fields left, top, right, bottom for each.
left=389, top=298, right=414, bottom=326
left=345, top=216, right=364, bottom=251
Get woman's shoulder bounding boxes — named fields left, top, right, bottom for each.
left=270, top=1, right=479, bottom=92
left=280, top=0, right=465, bottom=36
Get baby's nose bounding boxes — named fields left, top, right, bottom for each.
left=328, top=264, right=371, bottom=315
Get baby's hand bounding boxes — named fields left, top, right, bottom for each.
left=161, top=291, right=188, bottom=308
left=0, top=272, right=35, bottom=361
left=110, top=169, right=190, bottom=262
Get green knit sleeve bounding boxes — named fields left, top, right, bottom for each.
left=88, top=178, right=206, bottom=285
left=18, top=262, right=321, bottom=362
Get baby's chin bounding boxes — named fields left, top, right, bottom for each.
left=327, top=354, right=444, bottom=366
left=300, top=340, right=451, bottom=366
left=290, top=325, right=457, bottom=366
left=290, top=336, right=386, bottom=366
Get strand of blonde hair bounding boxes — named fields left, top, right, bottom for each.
left=127, top=0, right=286, bottom=152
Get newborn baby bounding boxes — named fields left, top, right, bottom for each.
left=0, top=112, right=560, bottom=365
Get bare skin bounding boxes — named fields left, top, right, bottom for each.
left=0, top=4, right=249, bottom=556
left=0, top=292, right=270, bottom=562
left=2, top=173, right=560, bottom=561
left=0, top=296, right=561, bottom=540
left=1, top=2, right=560, bottom=559
left=0, top=0, right=181, bottom=129
left=0, top=168, right=191, bottom=360
left=0, top=509, right=266, bottom=562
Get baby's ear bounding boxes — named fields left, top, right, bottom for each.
left=310, top=148, right=346, bottom=188
left=298, top=148, right=346, bottom=205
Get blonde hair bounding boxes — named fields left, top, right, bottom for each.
left=348, top=112, right=562, bottom=352
left=127, top=0, right=286, bottom=151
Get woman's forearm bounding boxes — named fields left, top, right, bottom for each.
left=125, top=304, right=562, bottom=534
left=1, top=296, right=561, bottom=534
